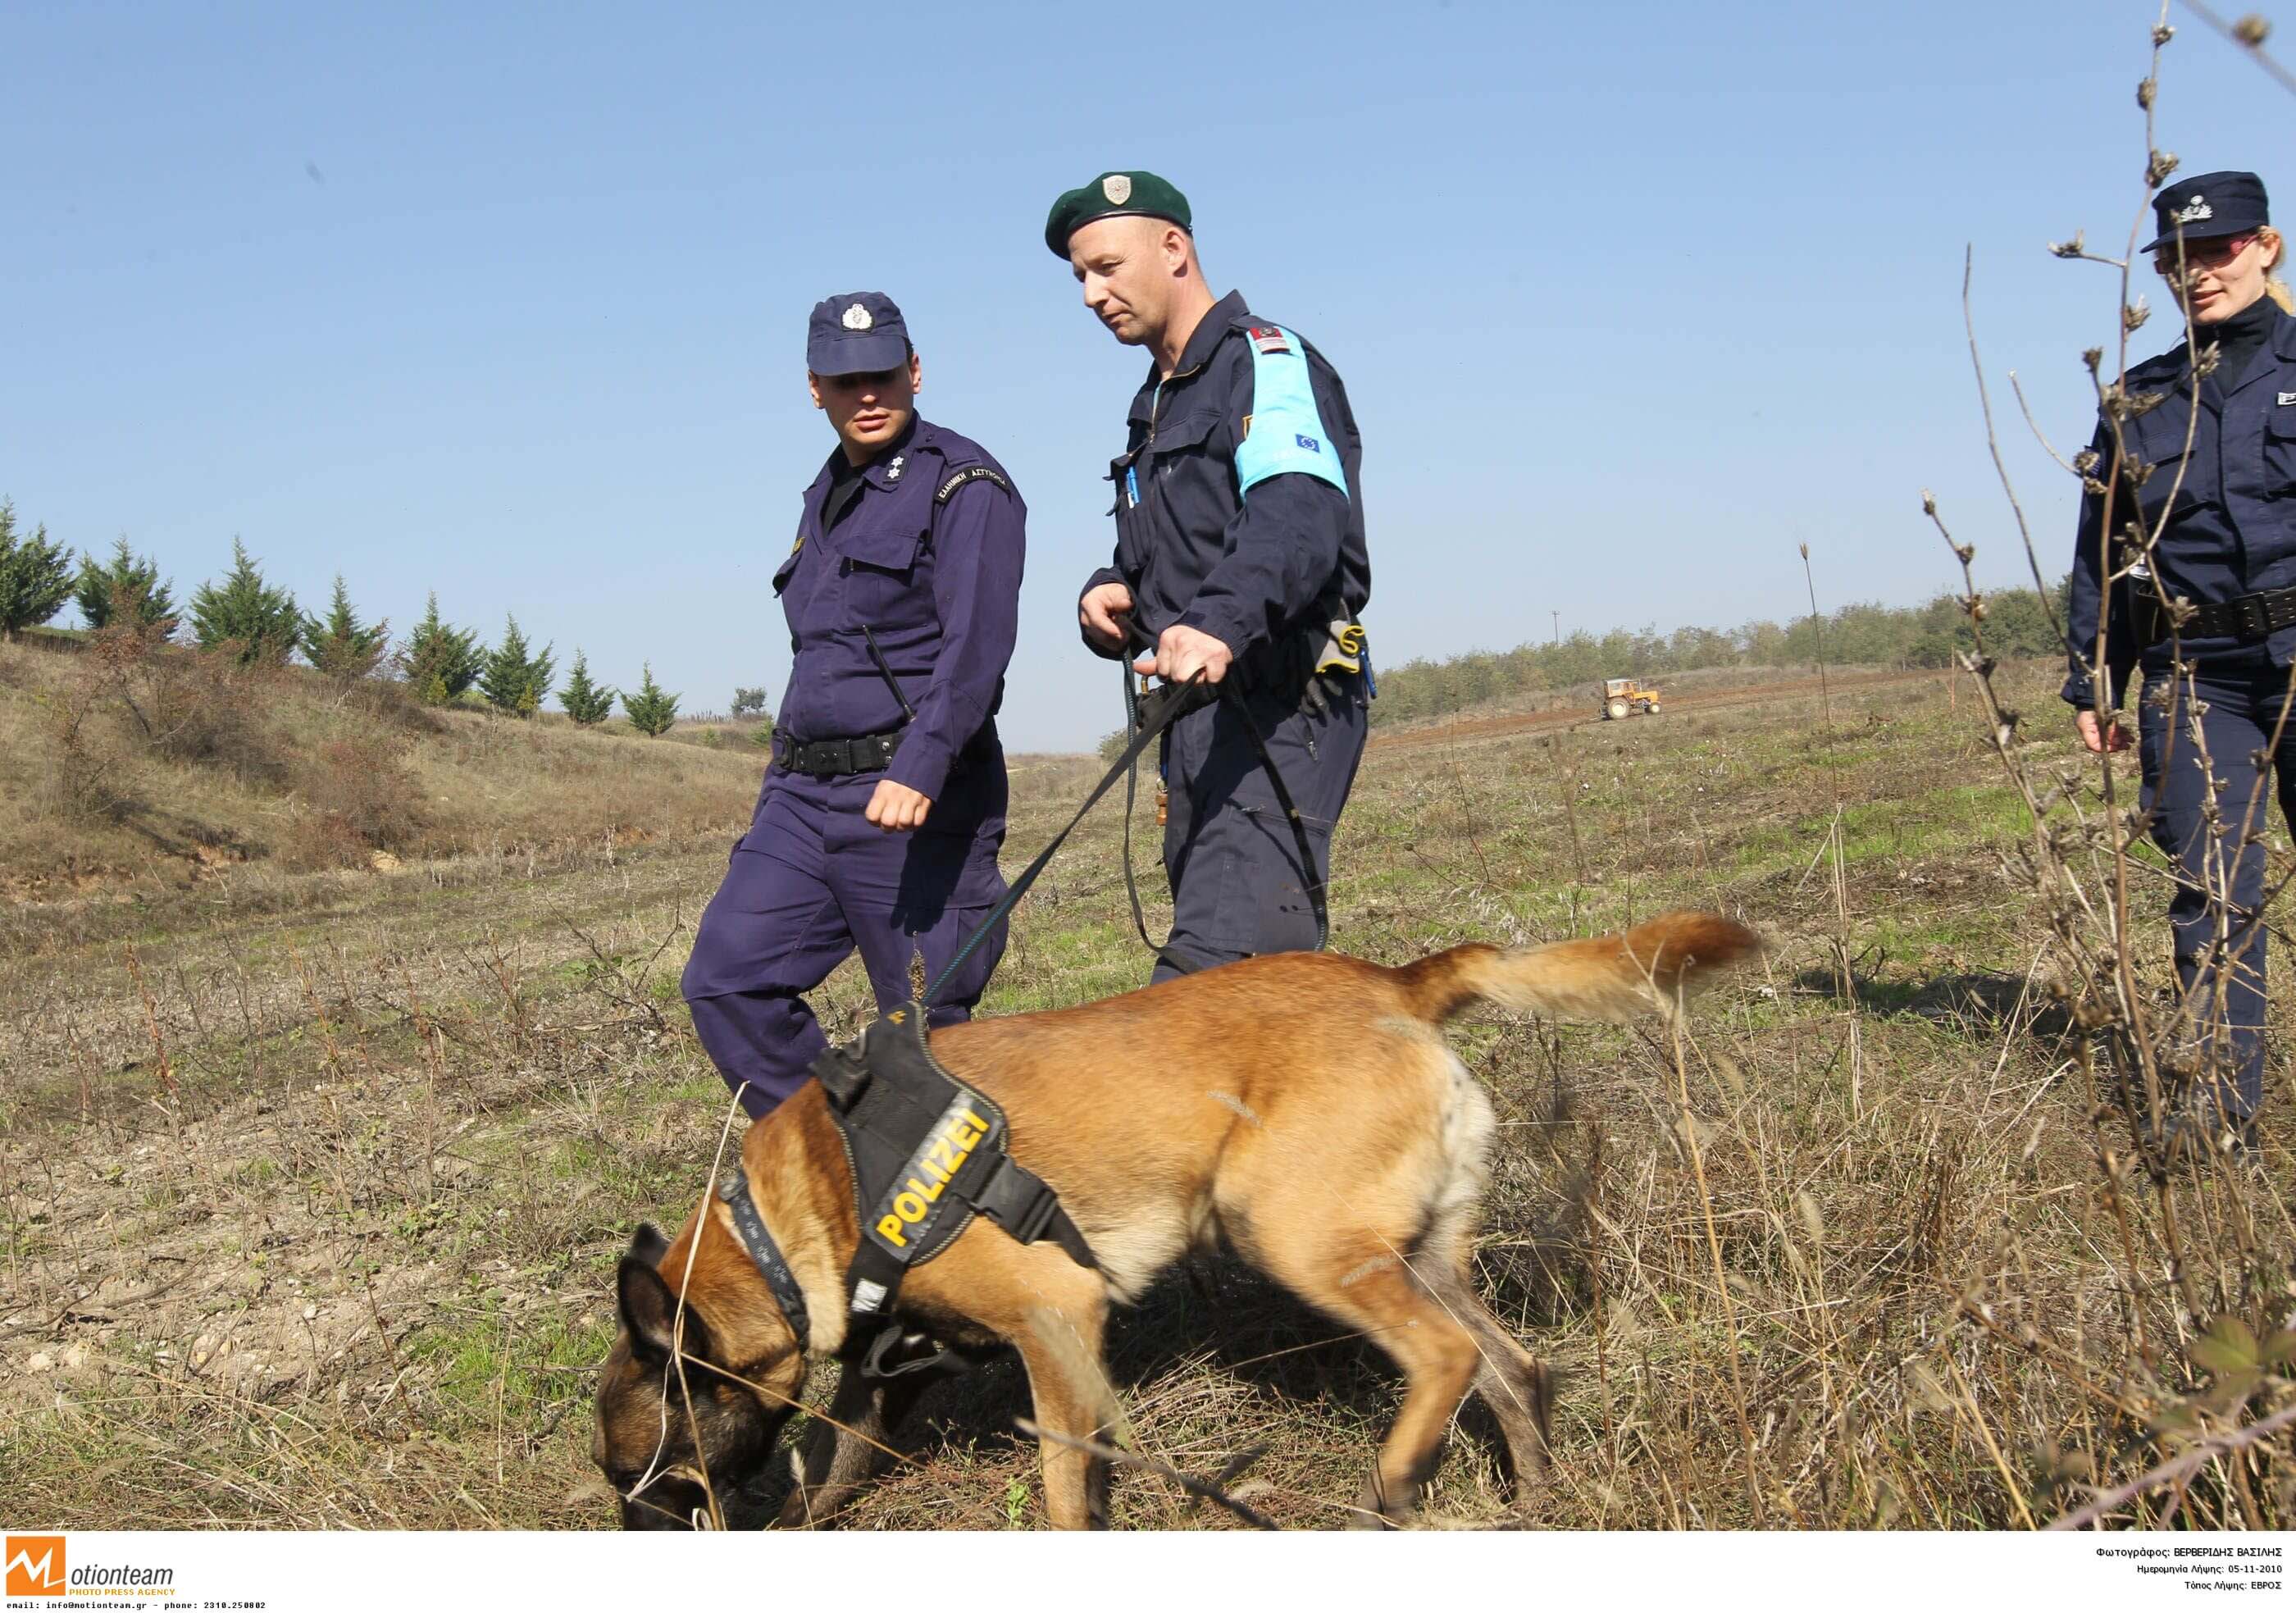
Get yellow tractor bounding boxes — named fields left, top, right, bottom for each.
left=1601, top=677, right=1663, bottom=720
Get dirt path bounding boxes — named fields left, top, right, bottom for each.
left=1366, top=667, right=1948, bottom=754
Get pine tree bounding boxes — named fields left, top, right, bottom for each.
left=299, top=574, right=390, bottom=680
left=399, top=592, right=484, bottom=702
left=187, top=538, right=298, bottom=664
left=74, top=536, right=176, bottom=631
left=621, top=663, right=681, bottom=736
left=479, top=613, right=555, bottom=716
left=0, top=499, right=75, bottom=640
left=559, top=649, right=617, bottom=727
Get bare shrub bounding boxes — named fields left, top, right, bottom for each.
left=1927, top=8, right=2294, bottom=1530
left=345, top=673, right=444, bottom=736
left=31, top=615, right=175, bottom=825
left=283, top=728, right=427, bottom=871
left=145, top=646, right=290, bottom=787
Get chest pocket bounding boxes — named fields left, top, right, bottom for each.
left=1140, top=410, right=1232, bottom=540
left=1144, top=410, right=1222, bottom=478
left=2265, top=405, right=2296, bottom=501
left=836, top=520, right=934, bottom=629
left=2115, top=402, right=2207, bottom=526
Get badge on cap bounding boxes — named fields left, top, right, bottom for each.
left=1103, top=174, right=1132, bottom=205
left=842, top=302, right=873, bottom=330
left=2178, top=195, right=2215, bottom=224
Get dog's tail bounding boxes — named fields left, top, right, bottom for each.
left=1392, top=909, right=1761, bottom=1026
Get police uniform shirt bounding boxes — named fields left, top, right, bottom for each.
left=2063, top=299, right=2296, bottom=705
left=772, top=417, right=1027, bottom=802
left=1078, top=290, right=1369, bottom=672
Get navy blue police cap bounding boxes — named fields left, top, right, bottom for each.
left=2144, top=171, right=2271, bottom=251
left=806, top=291, right=910, bottom=376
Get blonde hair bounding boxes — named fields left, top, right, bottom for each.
left=2265, top=226, right=2294, bottom=313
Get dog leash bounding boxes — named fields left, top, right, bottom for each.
left=922, top=623, right=1328, bottom=1009
left=1116, top=620, right=1328, bottom=968
left=919, top=659, right=1209, bottom=1009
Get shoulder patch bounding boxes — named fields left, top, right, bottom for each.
left=934, top=465, right=1011, bottom=503
left=1234, top=326, right=1347, bottom=501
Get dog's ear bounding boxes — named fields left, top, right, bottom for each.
left=629, top=1223, right=671, bottom=1267
left=617, top=1252, right=716, bottom=1366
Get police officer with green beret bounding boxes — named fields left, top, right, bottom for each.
left=1047, top=171, right=1373, bottom=979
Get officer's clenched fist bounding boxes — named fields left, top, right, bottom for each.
left=865, top=779, right=932, bottom=832
left=1135, top=623, right=1232, bottom=686
left=1079, top=581, right=1134, bottom=653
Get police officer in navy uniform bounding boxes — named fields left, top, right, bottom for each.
left=2066, top=170, right=2295, bottom=1152
left=681, top=293, right=1025, bottom=1119
left=1048, top=171, right=1372, bottom=981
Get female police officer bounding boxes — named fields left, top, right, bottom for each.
left=680, top=293, right=1026, bottom=1119
left=2065, top=170, right=2296, bottom=1152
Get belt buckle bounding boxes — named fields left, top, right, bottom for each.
left=2239, top=595, right=2273, bottom=640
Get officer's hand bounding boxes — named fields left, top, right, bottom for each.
left=2075, top=709, right=2130, bottom=754
left=1079, top=582, right=1134, bottom=652
left=865, top=780, right=933, bottom=832
left=1134, top=624, right=1234, bottom=686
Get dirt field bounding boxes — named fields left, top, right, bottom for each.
left=2, top=660, right=2288, bottom=1530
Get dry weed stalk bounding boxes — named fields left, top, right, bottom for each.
left=1927, top=5, right=2293, bottom=1529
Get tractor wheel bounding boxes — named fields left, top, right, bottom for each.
left=1646, top=701, right=1662, bottom=714
left=1606, top=699, right=1630, bottom=720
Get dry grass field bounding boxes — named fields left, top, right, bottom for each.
left=1, top=645, right=2289, bottom=1530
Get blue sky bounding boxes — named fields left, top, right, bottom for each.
left=4, top=2, right=2289, bottom=750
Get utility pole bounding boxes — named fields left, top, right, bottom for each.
left=1551, top=609, right=1560, bottom=647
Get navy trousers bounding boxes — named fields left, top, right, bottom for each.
left=681, top=763, right=1007, bottom=1119
left=1154, top=677, right=1368, bottom=982
left=2137, top=653, right=2292, bottom=1123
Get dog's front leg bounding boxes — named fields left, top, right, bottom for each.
left=774, top=1365, right=930, bottom=1529
left=1013, top=1310, right=1118, bottom=1530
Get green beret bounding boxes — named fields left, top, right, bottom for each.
left=1044, top=171, right=1192, bottom=257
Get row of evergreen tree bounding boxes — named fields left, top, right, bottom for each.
left=6, top=496, right=2078, bottom=743
left=0, top=503, right=686, bottom=736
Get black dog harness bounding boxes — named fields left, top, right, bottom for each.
left=710, top=672, right=1229, bottom=1374
left=809, top=1001, right=1096, bottom=1323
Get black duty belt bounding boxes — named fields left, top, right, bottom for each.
left=2143, top=584, right=2296, bottom=645
left=772, top=726, right=904, bottom=777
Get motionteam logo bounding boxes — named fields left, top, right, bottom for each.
left=5, top=1536, right=176, bottom=1601
left=6, top=1536, right=65, bottom=1597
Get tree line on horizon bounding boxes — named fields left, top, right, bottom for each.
left=0, top=502, right=704, bottom=737
left=1364, top=581, right=2070, bottom=726
left=6, top=496, right=2075, bottom=745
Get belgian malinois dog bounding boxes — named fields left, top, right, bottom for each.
left=594, top=909, right=1757, bottom=1529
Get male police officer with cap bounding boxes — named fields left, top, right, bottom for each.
left=681, top=292, right=1025, bottom=1119
left=1049, top=171, right=1372, bottom=981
